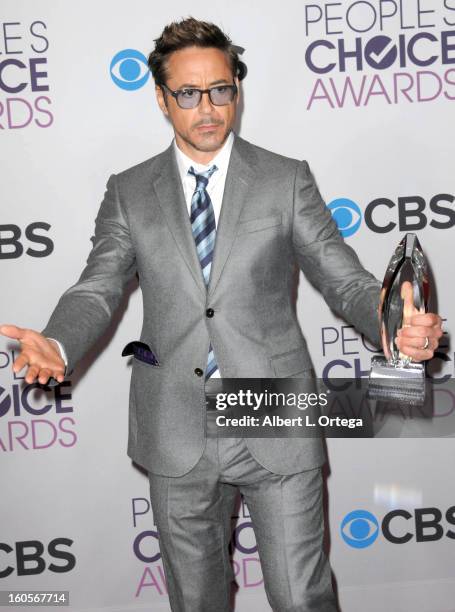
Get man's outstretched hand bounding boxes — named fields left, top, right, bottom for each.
left=0, top=325, right=65, bottom=385
left=394, top=281, right=443, bottom=362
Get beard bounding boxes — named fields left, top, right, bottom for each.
left=178, top=119, right=230, bottom=153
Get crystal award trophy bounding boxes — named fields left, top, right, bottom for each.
left=368, top=233, right=429, bottom=403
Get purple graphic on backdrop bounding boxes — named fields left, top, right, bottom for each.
left=0, top=21, right=53, bottom=128
left=0, top=349, right=77, bottom=452
left=302, top=2, right=455, bottom=109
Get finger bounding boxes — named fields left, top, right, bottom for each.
left=409, top=313, right=442, bottom=328
left=396, top=335, right=437, bottom=352
left=25, top=365, right=40, bottom=384
left=396, top=344, right=434, bottom=362
left=38, top=368, right=53, bottom=385
left=398, top=325, right=442, bottom=340
left=48, top=364, right=65, bottom=383
left=0, top=324, right=26, bottom=340
left=12, top=354, right=28, bottom=373
left=401, top=281, right=417, bottom=326
left=396, top=334, right=438, bottom=362
left=53, top=370, right=65, bottom=383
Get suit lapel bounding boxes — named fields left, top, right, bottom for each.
left=151, top=135, right=257, bottom=298
left=152, top=144, right=206, bottom=296
left=208, top=135, right=256, bottom=296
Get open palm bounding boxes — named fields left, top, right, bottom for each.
left=0, top=324, right=65, bottom=385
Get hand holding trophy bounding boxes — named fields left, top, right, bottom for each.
left=368, top=233, right=433, bottom=403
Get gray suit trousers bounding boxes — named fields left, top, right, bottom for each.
left=148, top=406, right=338, bottom=612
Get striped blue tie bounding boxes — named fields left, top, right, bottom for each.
left=188, top=165, right=219, bottom=379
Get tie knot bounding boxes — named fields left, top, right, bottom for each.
left=188, top=165, right=218, bottom=190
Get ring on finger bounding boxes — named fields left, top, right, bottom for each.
left=421, top=336, right=429, bottom=350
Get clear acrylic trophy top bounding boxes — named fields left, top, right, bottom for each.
left=379, top=233, right=429, bottom=367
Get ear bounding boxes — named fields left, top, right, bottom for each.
left=155, top=84, right=169, bottom=116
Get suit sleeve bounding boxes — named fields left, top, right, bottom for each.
left=41, top=174, right=137, bottom=375
left=292, top=160, right=381, bottom=348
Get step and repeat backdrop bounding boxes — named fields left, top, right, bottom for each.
left=1, top=1, right=454, bottom=611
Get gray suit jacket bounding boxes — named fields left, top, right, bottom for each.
left=42, top=134, right=381, bottom=476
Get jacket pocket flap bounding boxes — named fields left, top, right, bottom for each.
left=270, top=347, right=312, bottom=377
left=237, top=213, right=282, bottom=235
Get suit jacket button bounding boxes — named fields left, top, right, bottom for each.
left=206, top=308, right=214, bottom=318
left=194, top=368, right=204, bottom=377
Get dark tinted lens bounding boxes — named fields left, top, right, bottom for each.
left=177, top=89, right=201, bottom=109
left=209, top=86, right=235, bottom=105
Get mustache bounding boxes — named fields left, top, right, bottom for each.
left=192, top=118, right=224, bottom=128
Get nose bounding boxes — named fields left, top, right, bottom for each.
left=198, top=90, right=215, bottom=114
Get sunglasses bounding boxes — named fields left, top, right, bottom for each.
left=161, top=82, right=238, bottom=109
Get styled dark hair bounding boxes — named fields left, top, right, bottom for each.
left=147, top=17, right=246, bottom=86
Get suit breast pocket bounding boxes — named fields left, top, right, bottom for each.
left=270, top=347, right=312, bottom=377
left=237, top=213, right=282, bottom=235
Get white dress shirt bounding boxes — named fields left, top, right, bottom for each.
left=47, top=337, right=68, bottom=374
left=174, top=130, right=234, bottom=378
left=50, top=131, right=235, bottom=379
left=173, top=130, right=234, bottom=225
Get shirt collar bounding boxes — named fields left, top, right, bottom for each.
left=173, top=130, right=235, bottom=183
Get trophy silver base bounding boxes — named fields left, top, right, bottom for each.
left=368, top=356, right=426, bottom=404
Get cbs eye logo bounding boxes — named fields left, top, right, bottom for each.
left=110, top=49, right=150, bottom=90
left=340, top=509, right=379, bottom=548
left=327, top=198, right=362, bottom=238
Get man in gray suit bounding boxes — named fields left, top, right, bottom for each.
left=1, top=17, right=443, bottom=612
